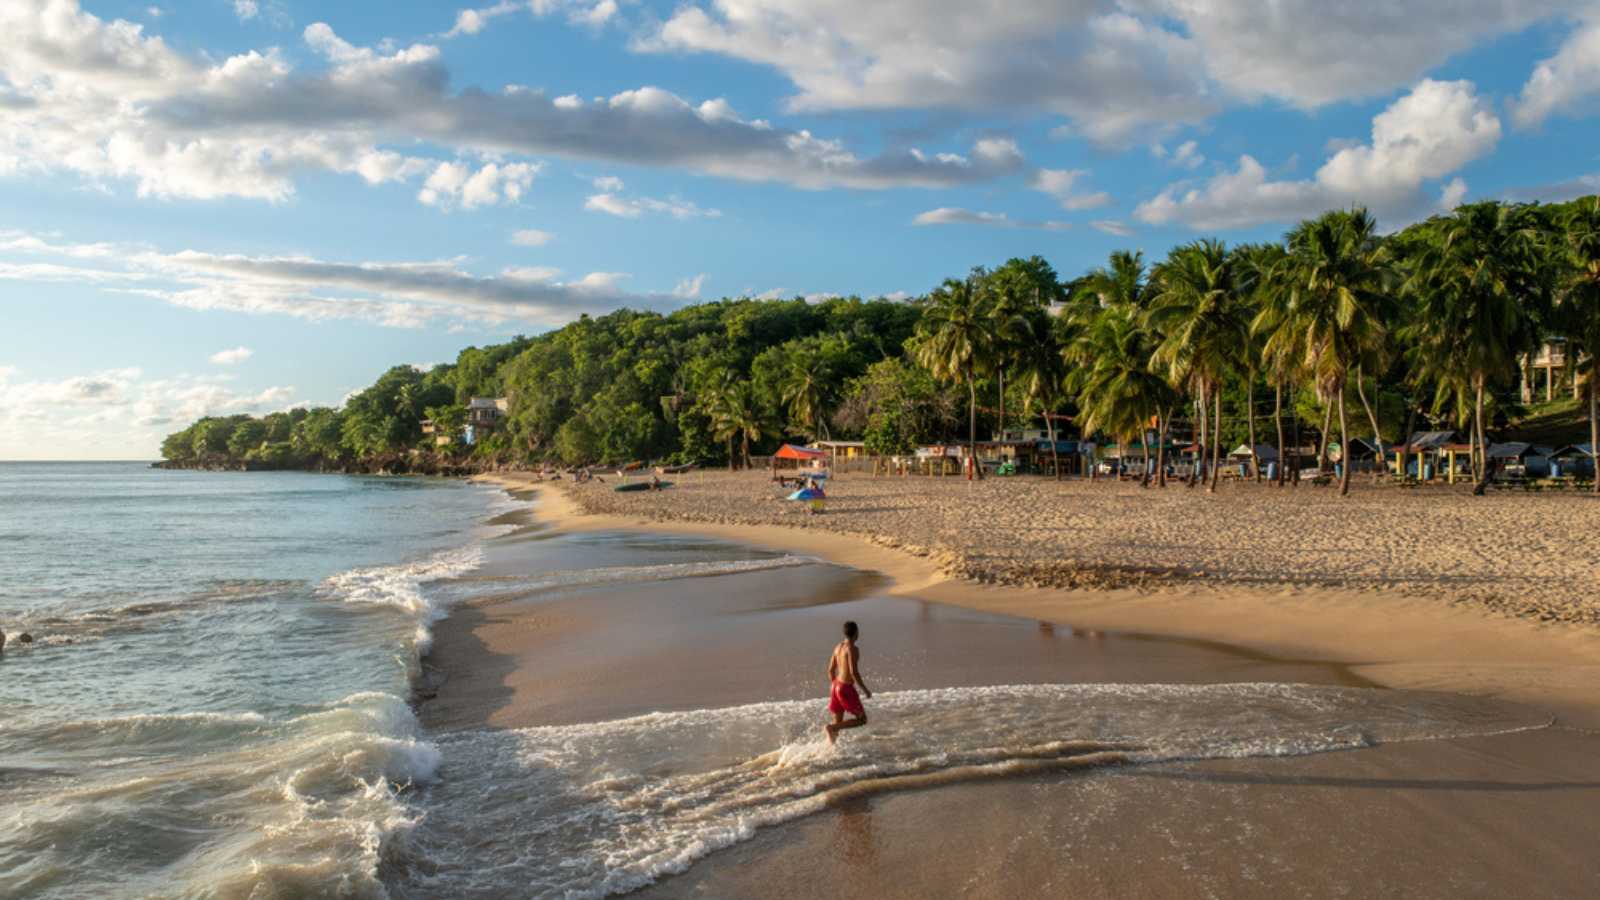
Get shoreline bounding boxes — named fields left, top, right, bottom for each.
left=473, top=472, right=1600, bottom=729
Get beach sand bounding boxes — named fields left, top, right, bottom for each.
left=419, top=472, right=1600, bottom=897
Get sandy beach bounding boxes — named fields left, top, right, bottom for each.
left=412, top=471, right=1600, bottom=897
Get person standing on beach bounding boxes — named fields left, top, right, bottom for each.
left=824, top=621, right=872, bottom=745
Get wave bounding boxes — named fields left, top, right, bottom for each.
left=0, top=692, right=437, bottom=900
left=439, top=554, right=819, bottom=604
left=389, top=682, right=1548, bottom=899
left=321, top=545, right=486, bottom=659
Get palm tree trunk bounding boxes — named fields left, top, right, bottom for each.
left=966, top=372, right=982, bottom=481
left=727, top=436, right=735, bottom=472
left=1354, top=366, right=1385, bottom=483
left=1338, top=390, right=1351, bottom=497
left=997, top=370, right=1005, bottom=440
left=1156, top=409, right=1170, bottom=488
left=1140, top=430, right=1151, bottom=487
left=1190, top=390, right=1205, bottom=488
left=1209, top=389, right=1223, bottom=493
left=1400, top=405, right=1416, bottom=479
left=1247, top=377, right=1260, bottom=482
left=1273, top=382, right=1285, bottom=487
left=1591, top=364, right=1598, bottom=495
left=1472, top=378, right=1491, bottom=496
left=1318, top=401, right=1333, bottom=474
left=742, top=434, right=752, bottom=470
left=1046, top=411, right=1060, bottom=481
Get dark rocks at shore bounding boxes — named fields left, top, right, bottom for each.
left=151, top=457, right=520, bottom=477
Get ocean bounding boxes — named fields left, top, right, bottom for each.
left=0, top=463, right=1554, bottom=899
left=0, top=462, right=511, bottom=897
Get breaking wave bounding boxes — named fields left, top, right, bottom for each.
left=387, top=682, right=1549, bottom=898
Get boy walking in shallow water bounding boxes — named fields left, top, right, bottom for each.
left=824, top=621, right=872, bottom=745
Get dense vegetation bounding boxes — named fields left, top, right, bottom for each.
left=162, top=196, right=1600, bottom=495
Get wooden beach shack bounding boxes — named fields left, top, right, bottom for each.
left=813, top=440, right=867, bottom=472
left=1391, top=430, right=1464, bottom=481
left=1486, top=442, right=1555, bottom=480
left=1549, top=443, right=1596, bottom=479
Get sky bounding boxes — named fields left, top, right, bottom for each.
left=3, top=0, right=1600, bottom=459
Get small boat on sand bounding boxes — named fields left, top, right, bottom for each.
left=614, top=480, right=671, bottom=493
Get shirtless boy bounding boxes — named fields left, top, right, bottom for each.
left=824, top=620, right=872, bottom=745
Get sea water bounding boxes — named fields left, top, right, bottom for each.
left=0, top=464, right=1552, bottom=899
left=0, top=462, right=511, bottom=897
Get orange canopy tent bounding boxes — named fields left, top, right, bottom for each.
left=775, top=443, right=827, bottom=460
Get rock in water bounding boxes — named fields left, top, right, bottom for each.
left=18, top=633, right=33, bottom=644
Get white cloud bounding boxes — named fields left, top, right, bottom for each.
left=592, top=175, right=625, bottom=192
left=1028, top=168, right=1111, bottom=211
left=584, top=192, right=721, bottom=220
left=1513, top=15, right=1600, bottom=128
left=640, top=3, right=1217, bottom=144
left=638, top=1, right=1568, bottom=143
left=1091, top=219, right=1133, bottom=237
left=233, top=0, right=258, bottom=21
left=912, top=208, right=1070, bottom=230
left=1135, top=79, right=1501, bottom=230
left=1169, top=139, right=1204, bottom=170
left=510, top=228, right=554, bottom=246
left=0, top=3, right=1025, bottom=208
left=1503, top=173, right=1600, bottom=203
left=444, top=0, right=618, bottom=37
left=672, top=274, right=707, bottom=298
left=0, top=229, right=704, bottom=330
left=1138, top=0, right=1565, bottom=109
left=209, top=346, right=254, bottom=365
left=0, top=365, right=300, bottom=460
left=418, top=161, right=540, bottom=210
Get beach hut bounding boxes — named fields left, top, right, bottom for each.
left=813, top=440, right=867, bottom=472
left=1486, top=442, right=1555, bottom=480
left=1226, top=443, right=1277, bottom=477
left=1550, top=444, right=1595, bottom=479
left=1395, top=430, right=1463, bottom=481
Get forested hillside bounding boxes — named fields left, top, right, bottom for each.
left=160, top=196, right=1600, bottom=487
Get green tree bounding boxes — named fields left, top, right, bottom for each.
left=1011, top=308, right=1068, bottom=478
left=1147, top=239, right=1248, bottom=492
left=1557, top=197, right=1600, bottom=493
left=709, top=380, right=774, bottom=470
left=1256, top=209, right=1395, bottom=496
left=1066, top=303, right=1174, bottom=485
left=1404, top=202, right=1550, bottom=494
left=913, top=277, right=997, bottom=474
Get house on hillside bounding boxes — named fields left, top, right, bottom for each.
left=464, top=397, right=509, bottom=446
left=419, top=419, right=454, bottom=448
left=1521, top=340, right=1579, bottom=403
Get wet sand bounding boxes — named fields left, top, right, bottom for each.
left=420, top=482, right=1600, bottom=897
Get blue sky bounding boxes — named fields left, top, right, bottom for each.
left=3, top=0, right=1600, bottom=458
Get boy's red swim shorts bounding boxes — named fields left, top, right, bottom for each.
left=828, top=680, right=864, bottom=718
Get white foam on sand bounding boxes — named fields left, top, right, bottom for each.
left=389, top=682, right=1549, bottom=899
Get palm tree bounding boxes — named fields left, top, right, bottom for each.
left=1558, top=197, right=1600, bottom=494
left=913, top=277, right=998, bottom=475
left=780, top=352, right=834, bottom=442
left=1079, top=250, right=1148, bottom=309
left=1246, top=243, right=1295, bottom=485
left=1147, top=239, right=1248, bottom=493
left=1264, top=209, right=1394, bottom=497
left=1405, top=202, right=1549, bottom=495
left=1012, top=308, right=1068, bottom=478
left=710, top=381, right=773, bottom=470
left=1067, top=303, right=1173, bottom=484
